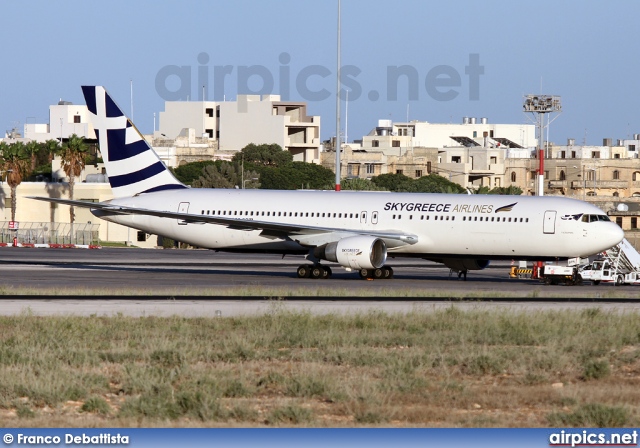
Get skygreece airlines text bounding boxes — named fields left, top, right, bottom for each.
left=549, top=430, right=638, bottom=447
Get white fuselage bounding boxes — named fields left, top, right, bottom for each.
left=96, top=189, right=623, bottom=260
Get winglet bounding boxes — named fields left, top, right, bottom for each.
left=81, top=86, right=187, bottom=198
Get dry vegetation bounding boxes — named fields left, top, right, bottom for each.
left=1, top=306, right=639, bottom=427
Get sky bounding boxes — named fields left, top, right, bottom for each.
left=1, top=0, right=639, bottom=146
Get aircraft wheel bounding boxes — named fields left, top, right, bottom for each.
left=592, top=280, right=601, bottom=285
left=373, top=268, right=384, bottom=279
left=310, top=266, right=324, bottom=279
left=297, top=265, right=311, bottom=278
left=383, top=266, right=393, bottom=279
left=322, top=266, right=332, bottom=279
left=359, top=269, right=372, bottom=279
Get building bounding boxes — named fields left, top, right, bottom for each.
left=156, top=95, right=321, bottom=163
left=321, top=145, right=438, bottom=180
left=360, top=118, right=536, bottom=151
left=504, top=138, right=640, bottom=197
left=323, top=117, right=535, bottom=190
left=1, top=182, right=158, bottom=248
left=24, top=101, right=96, bottom=142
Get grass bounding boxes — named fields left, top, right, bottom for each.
left=0, top=308, right=639, bottom=426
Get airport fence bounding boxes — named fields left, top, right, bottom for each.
left=0, top=221, right=100, bottom=245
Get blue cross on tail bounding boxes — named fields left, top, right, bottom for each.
left=81, top=86, right=186, bottom=198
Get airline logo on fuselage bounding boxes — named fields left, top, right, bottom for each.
left=494, top=202, right=518, bottom=213
left=383, top=201, right=518, bottom=214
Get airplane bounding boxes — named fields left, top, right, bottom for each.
left=31, top=86, right=624, bottom=280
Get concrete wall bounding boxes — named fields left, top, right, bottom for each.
left=219, top=97, right=285, bottom=151
left=157, top=102, right=218, bottom=139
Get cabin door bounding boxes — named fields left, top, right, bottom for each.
left=178, top=202, right=190, bottom=225
left=543, top=210, right=556, bottom=234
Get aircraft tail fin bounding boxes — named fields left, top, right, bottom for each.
left=81, top=86, right=187, bottom=198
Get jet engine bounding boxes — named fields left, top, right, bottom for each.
left=315, top=236, right=387, bottom=270
left=441, top=258, right=490, bottom=271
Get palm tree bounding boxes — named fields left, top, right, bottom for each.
left=25, top=140, right=41, bottom=172
left=0, top=141, right=31, bottom=222
left=58, top=134, right=89, bottom=223
left=42, top=139, right=60, bottom=163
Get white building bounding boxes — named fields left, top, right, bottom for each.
left=24, top=101, right=96, bottom=142
left=157, top=95, right=321, bottom=163
left=360, top=118, right=536, bottom=152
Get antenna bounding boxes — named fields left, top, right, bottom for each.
left=130, top=79, right=133, bottom=121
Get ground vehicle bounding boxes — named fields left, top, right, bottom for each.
left=541, top=265, right=582, bottom=285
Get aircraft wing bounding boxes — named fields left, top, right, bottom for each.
left=29, top=197, right=418, bottom=247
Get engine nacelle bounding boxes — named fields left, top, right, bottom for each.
left=442, top=258, right=490, bottom=271
left=315, top=236, right=387, bottom=270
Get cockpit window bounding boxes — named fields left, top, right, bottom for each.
left=581, top=214, right=611, bottom=223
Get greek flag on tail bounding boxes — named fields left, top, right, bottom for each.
left=81, top=86, right=187, bottom=198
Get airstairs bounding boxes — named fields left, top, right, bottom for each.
left=581, top=238, right=640, bottom=286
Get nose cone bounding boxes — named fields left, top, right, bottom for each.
left=602, top=223, right=624, bottom=250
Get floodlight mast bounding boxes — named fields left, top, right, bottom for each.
left=523, top=95, right=562, bottom=196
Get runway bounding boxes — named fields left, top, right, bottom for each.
left=1, top=247, right=638, bottom=316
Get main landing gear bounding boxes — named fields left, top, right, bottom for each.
left=296, top=264, right=332, bottom=279
left=295, top=265, right=394, bottom=280
left=358, top=266, right=394, bottom=280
